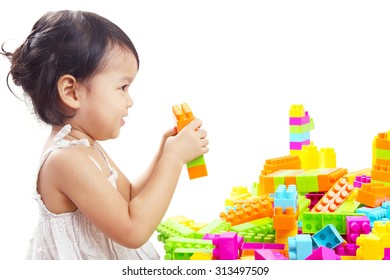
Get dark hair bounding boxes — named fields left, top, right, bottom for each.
left=1, top=10, right=139, bottom=125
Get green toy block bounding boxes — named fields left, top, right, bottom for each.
left=157, top=220, right=195, bottom=243
left=194, top=219, right=230, bottom=239
left=164, top=237, right=213, bottom=260
left=186, top=155, right=206, bottom=168
left=173, top=248, right=213, bottom=260
left=376, top=149, right=390, bottom=160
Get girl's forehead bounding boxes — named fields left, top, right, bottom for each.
left=101, top=46, right=138, bottom=74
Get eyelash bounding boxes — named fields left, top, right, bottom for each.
left=121, top=84, right=129, bottom=91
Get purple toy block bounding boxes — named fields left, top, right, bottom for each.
left=202, top=233, right=218, bottom=240
left=290, top=140, right=311, bottom=150
left=255, top=249, right=288, bottom=260
left=289, top=112, right=310, bottom=125
left=346, top=216, right=371, bottom=243
left=383, top=248, right=390, bottom=260
left=305, top=192, right=325, bottom=210
left=241, top=242, right=285, bottom=252
left=305, top=246, right=341, bottom=260
left=212, top=232, right=243, bottom=260
left=335, top=243, right=358, bottom=256
left=354, top=175, right=371, bottom=188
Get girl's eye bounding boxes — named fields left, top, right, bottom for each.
left=121, top=85, right=129, bottom=91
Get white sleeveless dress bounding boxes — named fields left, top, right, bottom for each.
left=26, top=124, right=160, bottom=260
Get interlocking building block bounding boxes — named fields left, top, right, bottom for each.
left=230, top=217, right=274, bottom=243
left=356, top=206, right=388, bottom=227
left=301, top=212, right=364, bottom=234
left=274, top=185, right=298, bottom=212
left=157, top=219, right=196, bottom=243
left=194, top=219, right=230, bottom=239
left=346, top=216, right=371, bottom=243
left=312, top=224, right=344, bottom=249
left=373, top=131, right=390, bottom=166
left=383, top=248, right=390, bottom=260
left=262, top=155, right=301, bottom=173
left=164, top=237, right=213, bottom=260
left=211, top=232, right=243, bottom=260
left=354, top=175, right=371, bottom=188
left=371, top=164, right=390, bottom=184
left=288, top=234, right=313, bottom=260
left=335, top=243, right=358, bottom=256
left=305, top=246, right=341, bottom=260
left=300, top=143, right=320, bottom=169
left=356, top=182, right=390, bottom=207
left=173, top=248, right=213, bottom=260
left=172, top=103, right=207, bottom=179
left=254, top=249, right=288, bottom=260
left=355, top=221, right=389, bottom=261
left=241, top=242, right=284, bottom=256
left=311, top=178, right=354, bottom=213
left=220, top=196, right=273, bottom=226
left=289, top=104, right=305, bottom=118
left=273, top=207, right=297, bottom=231
left=319, top=147, right=336, bottom=168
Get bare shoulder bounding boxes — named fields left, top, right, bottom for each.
left=38, top=146, right=101, bottom=213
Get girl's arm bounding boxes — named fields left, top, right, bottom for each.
left=46, top=118, right=207, bottom=248
left=130, top=127, right=177, bottom=199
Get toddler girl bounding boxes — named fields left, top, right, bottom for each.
left=1, top=10, right=208, bottom=260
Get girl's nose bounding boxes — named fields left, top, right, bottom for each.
left=127, top=94, right=133, bottom=108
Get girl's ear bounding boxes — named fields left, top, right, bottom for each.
left=57, top=74, right=81, bottom=109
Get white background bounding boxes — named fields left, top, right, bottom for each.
left=1, top=0, right=390, bottom=263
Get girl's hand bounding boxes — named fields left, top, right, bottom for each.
left=162, top=118, right=209, bottom=165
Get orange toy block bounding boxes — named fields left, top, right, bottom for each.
left=263, top=155, right=301, bottom=173
left=172, top=103, right=194, bottom=131
left=187, top=165, right=208, bottom=179
left=172, top=103, right=207, bottom=180
left=375, top=132, right=390, bottom=149
left=356, top=183, right=390, bottom=208
left=273, top=207, right=297, bottom=230
left=220, top=196, right=273, bottom=226
left=311, top=177, right=354, bottom=213
left=317, top=168, right=348, bottom=192
left=371, top=165, right=390, bottom=182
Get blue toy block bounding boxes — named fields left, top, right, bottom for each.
left=288, top=234, right=313, bottom=260
left=356, top=206, right=388, bottom=227
left=274, top=184, right=298, bottom=212
left=312, top=224, right=344, bottom=249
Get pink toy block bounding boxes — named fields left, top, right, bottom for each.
left=212, top=232, right=243, bottom=260
left=289, top=112, right=310, bottom=125
left=384, top=248, right=390, bottom=260
left=290, top=140, right=311, bottom=150
left=254, top=249, right=288, bottom=260
left=241, top=242, right=285, bottom=251
left=335, top=243, right=358, bottom=256
left=305, top=192, right=325, bottom=210
left=346, top=216, right=371, bottom=243
left=305, top=246, right=341, bottom=260
left=354, top=175, right=371, bottom=188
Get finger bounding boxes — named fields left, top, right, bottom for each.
left=200, top=138, right=209, bottom=148
left=197, top=129, right=207, bottom=139
left=187, top=118, right=202, bottom=130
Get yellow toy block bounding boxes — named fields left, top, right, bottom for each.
left=300, top=143, right=320, bottom=169
left=168, top=216, right=194, bottom=227
left=190, top=252, right=213, bottom=260
left=319, top=147, right=336, bottom=168
left=289, top=104, right=305, bottom=117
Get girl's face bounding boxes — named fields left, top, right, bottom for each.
left=76, top=45, right=138, bottom=140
